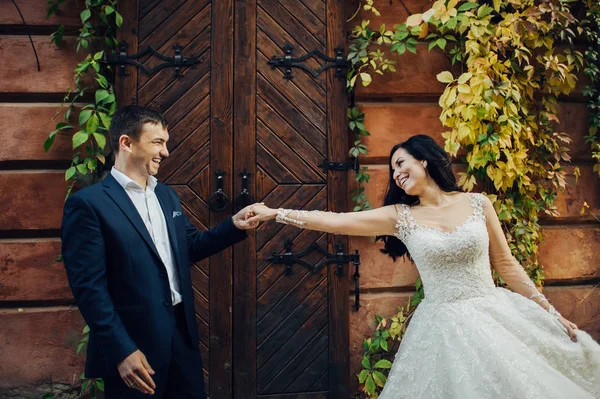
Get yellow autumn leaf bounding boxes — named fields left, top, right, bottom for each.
left=406, top=13, right=423, bottom=27
left=359, top=72, right=372, bottom=86
left=437, top=71, right=454, bottom=83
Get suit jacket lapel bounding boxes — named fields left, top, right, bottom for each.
left=154, top=183, right=183, bottom=273
left=102, top=173, right=161, bottom=260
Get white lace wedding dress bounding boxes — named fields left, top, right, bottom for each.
left=379, top=194, right=600, bottom=399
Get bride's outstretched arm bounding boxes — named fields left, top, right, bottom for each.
left=482, top=195, right=579, bottom=340
left=244, top=204, right=400, bottom=237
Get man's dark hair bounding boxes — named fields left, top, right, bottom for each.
left=109, top=105, right=168, bottom=153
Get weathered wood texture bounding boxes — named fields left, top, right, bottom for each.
left=209, top=0, right=232, bottom=395
left=0, top=0, right=83, bottom=26
left=0, top=307, right=85, bottom=388
left=357, top=103, right=594, bottom=162
left=0, top=36, right=85, bottom=93
left=252, top=0, right=337, bottom=392
left=0, top=104, right=77, bottom=161
left=0, top=172, right=66, bottom=230
left=232, top=0, right=258, bottom=396
left=0, top=239, right=71, bottom=302
left=327, top=0, right=351, bottom=396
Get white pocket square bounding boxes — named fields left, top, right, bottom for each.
left=173, top=211, right=182, bottom=218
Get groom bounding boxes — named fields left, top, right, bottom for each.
left=61, top=106, right=257, bottom=398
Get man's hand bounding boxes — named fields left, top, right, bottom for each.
left=118, top=350, right=156, bottom=395
left=233, top=203, right=264, bottom=230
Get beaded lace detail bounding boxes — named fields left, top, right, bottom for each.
left=393, top=194, right=495, bottom=304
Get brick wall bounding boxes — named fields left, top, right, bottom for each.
left=0, top=1, right=86, bottom=392
left=345, top=0, right=600, bottom=392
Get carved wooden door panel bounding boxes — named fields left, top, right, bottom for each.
left=232, top=1, right=349, bottom=398
left=117, top=1, right=348, bottom=397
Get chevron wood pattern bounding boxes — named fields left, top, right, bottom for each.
left=255, top=0, right=330, bottom=394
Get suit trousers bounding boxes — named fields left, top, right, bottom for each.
left=104, top=304, right=206, bottom=399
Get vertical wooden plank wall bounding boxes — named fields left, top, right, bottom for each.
left=345, top=0, right=600, bottom=393
left=0, top=1, right=86, bottom=393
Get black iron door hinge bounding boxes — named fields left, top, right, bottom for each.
left=268, top=44, right=350, bottom=80
left=106, top=41, right=198, bottom=78
left=318, top=157, right=360, bottom=173
left=267, top=240, right=361, bottom=311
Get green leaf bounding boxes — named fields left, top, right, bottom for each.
left=372, top=371, right=387, bottom=387
left=437, top=38, right=447, bottom=50
left=95, top=89, right=110, bottom=104
left=87, top=114, right=99, bottom=133
left=374, top=359, right=393, bottom=369
left=87, top=158, right=98, bottom=170
left=79, top=109, right=93, bottom=125
left=105, top=5, right=114, bottom=14
left=93, top=133, right=106, bottom=149
left=115, top=11, right=123, bottom=28
left=44, top=134, right=56, bottom=153
left=76, top=342, right=85, bottom=355
left=77, top=163, right=88, bottom=174
left=83, top=325, right=90, bottom=334
left=458, top=2, right=478, bottom=11
left=65, top=166, right=76, bottom=181
left=98, top=112, right=112, bottom=128
left=436, top=71, right=454, bottom=83
left=72, top=131, right=89, bottom=148
left=477, top=5, right=494, bottom=18
left=361, top=356, right=371, bottom=369
left=80, top=9, right=91, bottom=22
left=358, top=370, right=370, bottom=384
left=380, top=338, right=388, bottom=351
left=56, top=122, right=72, bottom=130
left=96, top=75, right=109, bottom=88
left=96, top=379, right=105, bottom=391
left=365, top=375, right=376, bottom=394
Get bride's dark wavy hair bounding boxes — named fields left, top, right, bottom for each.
left=376, top=134, right=461, bottom=261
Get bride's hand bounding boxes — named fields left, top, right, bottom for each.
left=245, top=203, right=277, bottom=224
left=558, top=316, right=578, bottom=342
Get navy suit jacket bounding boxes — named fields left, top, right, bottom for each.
left=61, top=173, right=247, bottom=377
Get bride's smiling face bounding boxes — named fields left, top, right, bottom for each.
left=391, top=147, right=428, bottom=195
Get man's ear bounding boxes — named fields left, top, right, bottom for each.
left=119, top=135, right=133, bottom=153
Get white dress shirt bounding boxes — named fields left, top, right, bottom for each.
left=111, top=167, right=182, bottom=305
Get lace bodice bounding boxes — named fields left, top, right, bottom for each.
left=394, top=194, right=497, bottom=303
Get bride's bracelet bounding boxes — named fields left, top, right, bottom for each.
left=522, top=280, right=562, bottom=319
left=276, top=209, right=309, bottom=226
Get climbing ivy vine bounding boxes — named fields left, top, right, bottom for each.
left=45, top=0, right=121, bottom=199
left=348, top=0, right=597, bottom=396
left=44, top=1, right=122, bottom=397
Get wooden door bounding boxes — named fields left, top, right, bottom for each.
left=117, top=1, right=348, bottom=397
left=233, top=1, right=349, bottom=398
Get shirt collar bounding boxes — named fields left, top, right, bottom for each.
left=111, top=167, right=158, bottom=192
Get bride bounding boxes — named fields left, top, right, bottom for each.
left=245, top=135, right=600, bottom=398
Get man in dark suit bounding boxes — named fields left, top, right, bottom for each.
left=61, top=106, right=257, bottom=398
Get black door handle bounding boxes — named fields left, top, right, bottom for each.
left=208, top=171, right=229, bottom=212
left=234, top=171, right=255, bottom=210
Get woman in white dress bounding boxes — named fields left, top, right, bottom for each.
left=245, top=135, right=600, bottom=398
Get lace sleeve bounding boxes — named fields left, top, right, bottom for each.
left=481, top=195, right=561, bottom=319
left=275, top=206, right=399, bottom=237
